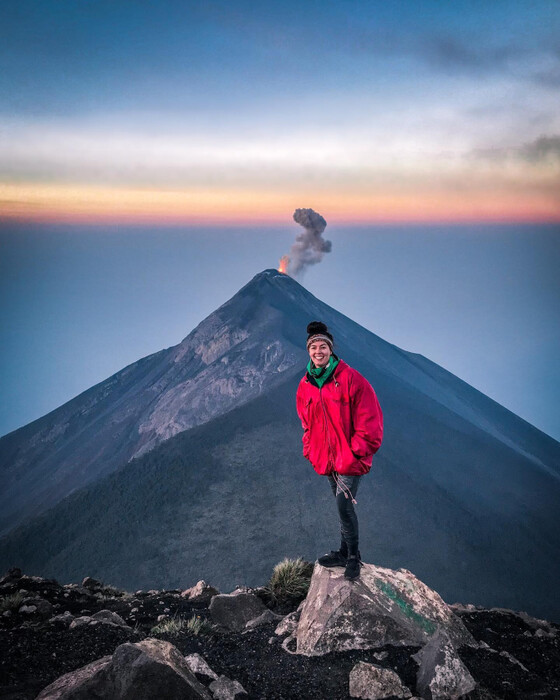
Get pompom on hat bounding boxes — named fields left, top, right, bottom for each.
left=306, top=321, right=334, bottom=351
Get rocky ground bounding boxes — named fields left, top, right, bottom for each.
left=1, top=567, right=559, bottom=700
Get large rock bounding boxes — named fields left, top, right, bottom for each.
left=81, top=576, right=102, bottom=590
left=209, top=591, right=266, bottom=631
left=36, top=638, right=212, bottom=699
left=275, top=609, right=300, bottom=636
left=92, top=609, right=130, bottom=628
left=245, top=609, right=283, bottom=629
left=295, top=563, right=475, bottom=656
left=209, top=675, right=248, bottom=699
left=349, top=661, right=412, bottom=699
left=50, top=611, right=75, bottom=626
left=36, top=656, right=113, bottom=699
left=412, top=629, right=476, bottom=700
left=181, top=580, right=219, bottom=604
left=18, top=596, right=54, bottom=619
left=69, top=615, right=98, bottom=629
left=184, top=653, right=219, bottom=681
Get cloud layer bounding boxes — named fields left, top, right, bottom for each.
left=1, top=1, right=559, bottom=223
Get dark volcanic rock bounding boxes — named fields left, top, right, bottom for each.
left=244, top=609, right=283, bottom=630
left=181, top=580, right=220, bottom=605
left=36, top=638, right=212, bottom=699
left=35, top=655, right=113, bottom=699
left=209, top=675, right=248, bottom=699
left=412, top=628, right=476, bottom=699
left=0, top=619, right=140, bottom=699
left=454, top=607, right=560, bottom=698
left=18, top=597, right=54, bottom=620
left=348, top=661, right=412, bottom=699
left=209, top=592, right=267, bottom=632
left=184, top=653, right=219, bottom=682
left=2, top=573, right=560, bottom=700
left=91, top=610, right=130, bottom=628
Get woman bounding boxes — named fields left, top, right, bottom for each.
left=296, top=321, right=383, bottom=580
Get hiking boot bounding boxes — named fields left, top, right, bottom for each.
left=344, top=555, right=361, bottom=580
left=318, top=550, right=347, bottom=567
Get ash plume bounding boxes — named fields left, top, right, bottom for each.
left=283, top=208, right=331, bottom=277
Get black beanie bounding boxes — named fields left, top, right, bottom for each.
left=306, top=321, right=334, bottom=350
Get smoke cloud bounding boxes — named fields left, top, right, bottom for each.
left=283, top=208, right=331, bottom=277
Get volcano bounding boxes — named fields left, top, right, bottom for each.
left=1, top=269, right=559, bottom=620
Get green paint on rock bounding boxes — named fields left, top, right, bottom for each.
left=374, top=578, right=437, bottom=635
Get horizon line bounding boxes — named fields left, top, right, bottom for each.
left=2, top=214, right=560, bottom=228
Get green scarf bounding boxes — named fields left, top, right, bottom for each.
left=307, top=355, right=339, bottom=389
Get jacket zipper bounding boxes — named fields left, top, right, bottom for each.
left=319, top=386, right=335, bottom=473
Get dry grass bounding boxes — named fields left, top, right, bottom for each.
left=150, top=616, right=187, bottom=636
left=0, top=592, right=25, bottom=613
left=266, top=557, right=313, bottom=605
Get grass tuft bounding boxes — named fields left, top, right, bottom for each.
left=150, top=616, right=186, bottom=636
left=150, top=613, right=213, bottom=637
left=266, top=557, right=313, bottom=606
left=185, top=614, right=214, bottom=636
left=0, top=592, right=26, bottom=613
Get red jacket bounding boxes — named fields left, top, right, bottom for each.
left=296, top=359, right=383, bottom=476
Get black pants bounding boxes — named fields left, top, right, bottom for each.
left=327, top=473, right=361, bottom=553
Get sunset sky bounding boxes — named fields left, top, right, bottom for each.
left=1, top=1, right=559, bottom=443
left=1, top=0, right=559, bottom=224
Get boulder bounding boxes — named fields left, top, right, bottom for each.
left=181, top=580, right=220, bottom=604
left=245, top=609, right=283, bottom=629
left=295, top=563, right=475, bottom=656
left=70, top=616, right=99, bottom=629
left=209, top=592, right=266, bottom=631
left=209, top=675, right=248, bottom=699
left=92, top=609, right=129, bottom=628
left=18, top=604, right=37, bottom=614
left=349, top=661, right=412, bottom=699
left=18, top=596, right=54, bottom=619
left=50, top=611, right=75, bottom=626
left=412, top=629, right=476, bottom=700
left=184, top=653, right=218, bottom=681
left=68, top=610, right=131, bottom=630
left=81, top=576, right=102, bottom=590
left=109, top=639, right=212, bottom=698
left=275, top=610, right=300, bottom=636
left=36, top=656, right=113, bottom=699
left=37, top=638, right=212, bottom=699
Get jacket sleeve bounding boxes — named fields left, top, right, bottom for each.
left=349, top=373, right=383, bottom=459
left=296, top=383, right=311, bottom=459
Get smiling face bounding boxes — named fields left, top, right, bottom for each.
left=308, top=340, right=332, bottom=368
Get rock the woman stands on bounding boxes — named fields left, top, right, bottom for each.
left=296, top=321, right=383, bottom=579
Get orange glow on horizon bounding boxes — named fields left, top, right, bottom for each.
left=1, top=182, right=559, bottom=226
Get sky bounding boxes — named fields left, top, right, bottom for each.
left=1, top=0, right=559, bottom=224
left=0, top=1, right=559, bottom=441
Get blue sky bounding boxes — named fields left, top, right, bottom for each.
left=0, top=1, right=559, bottom=441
